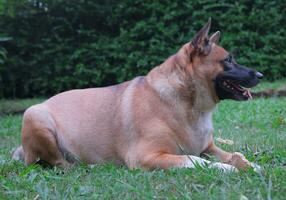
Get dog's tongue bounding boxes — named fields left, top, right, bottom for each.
left=243, top=89, right=253, bottom=100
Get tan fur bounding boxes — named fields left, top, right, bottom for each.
left=13, top=21, right=253, bottom=171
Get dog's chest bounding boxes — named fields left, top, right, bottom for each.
left=184, top=111, right=214, bottom=155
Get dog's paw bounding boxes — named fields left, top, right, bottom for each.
left=228, top=152, right=252, bottom=170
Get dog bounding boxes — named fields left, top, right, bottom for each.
left=12, top=19, right=263, bottom=172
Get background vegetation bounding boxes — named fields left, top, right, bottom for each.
left=0, top=0, right=285, bottom=99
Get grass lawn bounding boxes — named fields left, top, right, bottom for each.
left=0, top=80, right=286, bottom=199
left=0, top=98, right=45, bottom=115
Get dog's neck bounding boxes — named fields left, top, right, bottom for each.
left=147, top=54, right=217, bottom=113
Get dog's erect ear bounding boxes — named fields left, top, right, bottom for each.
left=191, top=18, right=211, bottom=55
left=210, top=31, right=220, bottom=44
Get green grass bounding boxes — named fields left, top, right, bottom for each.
left=0, top=98, right=44, bottom=115
left=1, top=81, right=286, bottom=199
left=251, top=79, right=286, bottom=92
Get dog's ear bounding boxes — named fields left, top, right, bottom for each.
left=191, top=18, right=211, bottom=55
left=210, top=31, right=220, bottom=44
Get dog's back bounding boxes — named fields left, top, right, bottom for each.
left=13, top=78, right=146, bottom=167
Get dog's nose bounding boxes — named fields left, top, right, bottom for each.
left=255, top=72, right=263, bottom=79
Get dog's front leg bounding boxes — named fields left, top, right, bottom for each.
left=204, top=142, right=252, bottom=170
left=139, top=153, right=236, bottom=172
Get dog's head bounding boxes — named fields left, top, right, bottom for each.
left=179, top=19, right=263, bottom=101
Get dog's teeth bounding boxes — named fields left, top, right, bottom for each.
left=242, top=89, right=253, bottom=99
left=247, top=90, right=253, bottom=99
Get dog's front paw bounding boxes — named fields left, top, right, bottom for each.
left=228, top=152, right=252, bottom=170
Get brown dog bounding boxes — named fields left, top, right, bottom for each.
left=12, top=19, right=263, bottom=172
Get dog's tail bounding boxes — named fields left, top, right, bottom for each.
left=11, top=146, right=25, bottom=162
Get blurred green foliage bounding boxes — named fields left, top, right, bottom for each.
left=0, top=0, right=285, bottom=98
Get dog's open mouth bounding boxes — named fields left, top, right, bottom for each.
left=221, top=80, right=253, bottom=100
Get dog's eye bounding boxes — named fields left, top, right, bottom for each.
left=224, top=56, right=232, bottom=63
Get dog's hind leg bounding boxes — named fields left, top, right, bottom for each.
left=23, top=128, right=70, bottom=168
left=20, top=105, right=70, bottom=168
